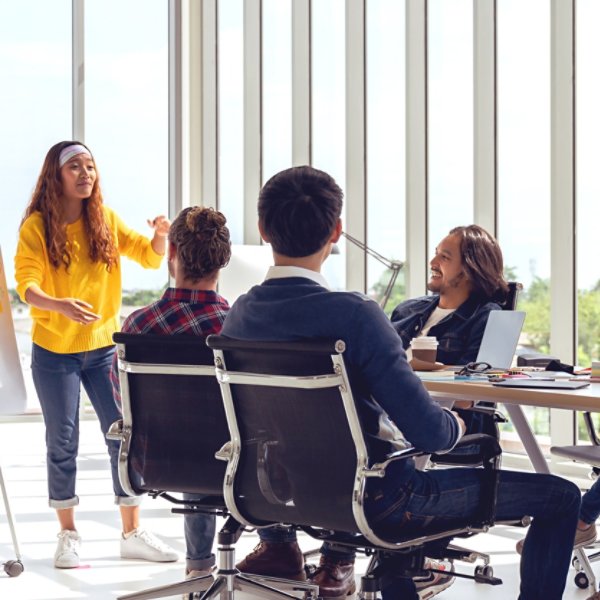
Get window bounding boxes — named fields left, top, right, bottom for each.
left=366, top=0, right=406, bottom=310
left=86, top=0, right=169, bottom=297
left=218, top=0, right=244, bottom=243
left=428, top=0, right=473, bottom=249
left=312, top=0, right=346, bottom=290
left=497, top=0, right=551, bottom=444
left=262, top=0, right=292, bottom=183
left=0, top=0, right=71, bottom=391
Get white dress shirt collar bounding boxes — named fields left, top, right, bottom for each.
left=264, top=265, right=330, bottom=290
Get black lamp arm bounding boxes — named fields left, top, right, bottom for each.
left=341, top=232, right=404, bottom=310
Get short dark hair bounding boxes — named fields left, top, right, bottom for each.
left=169, top=206, right=231, bottom=282
left=258, top=166, right=343, bottom=257
left=449, top=224, right=509, bottom=301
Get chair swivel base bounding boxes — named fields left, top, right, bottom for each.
left=117, top=517, right=319, bottom=600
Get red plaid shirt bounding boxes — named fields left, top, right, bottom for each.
left=111, top=287, right=229, bottom=402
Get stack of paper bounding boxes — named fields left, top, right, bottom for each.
left=415, top=370, right=456, bottom=381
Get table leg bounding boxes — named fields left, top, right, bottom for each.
left=503, top=404, right=550, bottom=474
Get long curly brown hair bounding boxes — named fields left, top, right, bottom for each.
left=20, top=140, right=119, bottom=271
left=449, top=224, right=509, bottom=303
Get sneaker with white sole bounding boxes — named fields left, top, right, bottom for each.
left=182, top=568, right=214, bottom=600
left=516, top=522, right=597, bottom=555
left=414, top=559, right=455, bottom=600
left=54, top=529, right=81, bottom=569
left=120, top=528, right=179, bottom=562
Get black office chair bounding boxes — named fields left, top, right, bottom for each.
left=207, top=335, right=511, bottom=599
left=550, top=417, right=600, bottom=592
left=430, top=281, right=524, bottom=467
left=107, top=333, right=318, bottom=600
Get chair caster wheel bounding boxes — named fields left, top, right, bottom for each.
left=574, top=571, right=590, bottom=589
left=3, top=560, right=24, bottom=577
left=474, top=565, right=493, bottom=579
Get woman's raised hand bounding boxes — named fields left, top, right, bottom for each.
left=57, top=298, right=101, bottom=324
left=147, top=215, right=171, bottom=237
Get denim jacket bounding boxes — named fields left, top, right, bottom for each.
left=390, top=294, right=501, bottom=366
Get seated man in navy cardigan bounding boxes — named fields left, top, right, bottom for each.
left=392, top=224, right=509, bottom=445
left=221, top=165, right=579, bottom=600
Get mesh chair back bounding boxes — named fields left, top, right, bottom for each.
left=114, top=333, right=228, bottom=496
left=207, top=336, right=363, bottom=535
left=502, top=281, right=523, bottom=311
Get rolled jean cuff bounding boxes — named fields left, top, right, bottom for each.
left=114, top=495, right=143, bottom=507
left=186, top=554, right=216, bottom=572
left=320, top=543, right=356, bottom=561
left=49, top=495, right=79, bottom=509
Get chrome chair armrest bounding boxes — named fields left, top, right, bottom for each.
left=106, top=419, right=124, bottom=441
left=367, top=447, right=428, bottom=477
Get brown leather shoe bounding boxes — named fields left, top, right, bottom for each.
left=309, top=555, right=356, bottom=599
left=236, top=541, right=306, bottom=581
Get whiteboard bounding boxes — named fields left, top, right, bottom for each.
left=0, top=246, right=27, bottom=414
left=218, top=244, right=273, bottom=305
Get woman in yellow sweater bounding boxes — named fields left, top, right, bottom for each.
left=15, top=141, right=179, bottom=569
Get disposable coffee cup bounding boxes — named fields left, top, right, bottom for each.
left=410, top=336, right=439, bottom=363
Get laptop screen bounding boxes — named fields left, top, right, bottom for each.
left=475, top=310, right=526, bottom=369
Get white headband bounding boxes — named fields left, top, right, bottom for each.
left=59, top=144, right=92, bottom=168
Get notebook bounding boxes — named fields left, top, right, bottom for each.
left=492, top=379, right=590, bottom=390
left=473, top=310, right=526, bottom=369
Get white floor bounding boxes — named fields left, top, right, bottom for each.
left=0, top=416, right=597, bottom=600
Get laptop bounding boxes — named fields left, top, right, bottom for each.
left=492, top=379, right=590, bottom=390
left=472, top=310, right=526, bottom=370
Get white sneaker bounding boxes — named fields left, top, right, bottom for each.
left=414, top=559, right=455, bottom=599
left=120, top=528, right=179, bottom=562
left=54, top=529, right=81, bottom=569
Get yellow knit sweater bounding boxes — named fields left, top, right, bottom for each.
left=15, top=207, right=163, bottom=354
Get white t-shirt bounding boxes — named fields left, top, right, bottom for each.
left=420, top=306, right=455, bottom=337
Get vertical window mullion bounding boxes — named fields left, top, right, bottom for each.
left=244, top=0, right=262, bottom=244
left=473, top=0, right=497, bottom=234
left=72, top=0, right=84, bottom=141
left=200, top=0, right=219, bottom=209
left=345, top=0, right=367, bottom=293
left=292, top=0, right=311, bottom=166
left=550, top=0, right=576, bottom=448
left=405, top=0, right=428, bottom=298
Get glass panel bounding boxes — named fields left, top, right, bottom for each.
left=218, top=0, right=244, bottom=243
left=366, top=0, right=406, bottom=313
left=262, top=0, right=292, bottom=183
left=428, top=0, right=473, bottom=252
left=576, top=0, right=600, bottom=370
left=312, top=0, right=345, bottom=290
left=497, top=0, right=551, bottom=447
left=576, top=0, right=600, bottom=443
left=0, top=0, right=71, bottom=411
left=0, top=0, right=71, bottom=290
left=86, top=0, right=168, bottom=301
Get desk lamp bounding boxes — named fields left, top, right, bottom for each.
left=341, top=232, right=404, bottom=310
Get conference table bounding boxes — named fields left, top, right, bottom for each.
left=421, top=378, right=600, bottom=475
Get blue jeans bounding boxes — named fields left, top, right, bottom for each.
left=366, top=467, right=580, bottom=600
left=258, top=467, right=579, bottom=600
left=31, top=343, right=140, bottom=508
left=183, top=493, right=216, bottom=571
left=257, top=527, right=355, bottom=560
left=580, top=478, right=600, bottom=524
